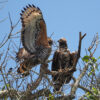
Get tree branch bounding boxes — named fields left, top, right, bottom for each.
left=27, top=64, right=44, bottom=91
left=0, top=89, right=19, bottom=99
left=70, top=32, right=87, bottom=96
left=55, top=94, right=75, bottom=100
left=74, top=32, right=86, bottom=66
left=71, top=63, right=88, bottom=95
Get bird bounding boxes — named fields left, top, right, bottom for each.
left=52, top=38, right=77, bottom=91
left=17, top=37, right=53, bottom=76
left=16, top=4, right=53, bottom=76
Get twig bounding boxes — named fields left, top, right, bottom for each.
left=29, top=89, right=51, bottom=100
left=89, top=33, right=99, bottom=57
left=11, top=30, right=21, bottom=36
left=72, top=76, right=93, bottom=94
left=73, top=32, right=86, bottom=66
left=0, top=13, right=20, bottom=48
left=54, top=94, right=75, bottom=100
left=71, top=63, right=88, bottom=95
left=0, top=17, right=7, bottom=23
left=27, top=64, right=44, bottom=91
left=0, top=89, right=17, bottom=98
left=70, top=32, right=86, bottom=96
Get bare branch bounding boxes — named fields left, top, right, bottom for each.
left=55, top=94, right=75, bottom=100
left=0, top=89, right=19, bottom=99
left=0, top=17, right=7, bottom=23
left=70, top=32, right=100, bottom=97
left=27, top=64, right=44, bottom=91
left=71, top=63, right=88, bottom=95
left=0, top=13, right=20, bottom=48
left=88, top=33, right=99, bottom=57
left=72, top=76, right=93, bottom=94
left=73, top=32, right=86, bottom=66
left=29, top=89, right=51, bottom=100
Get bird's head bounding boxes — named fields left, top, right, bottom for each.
left=47, top=37, right=53, bottom=46
left=58, top=38, right=68, bottom=49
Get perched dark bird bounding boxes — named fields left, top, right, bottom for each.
left=52, top=38, right=77, bottom=91
left=16, top=4, right=53, bottom=76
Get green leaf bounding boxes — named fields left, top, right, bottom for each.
left=92, top=87, right=96, bottom=91
left=1, top=84, right=10, bottom=91
left=82, top=56, right=90, bottom=62
left=91, top=57, right=97, bottom=63
left=6, top=84, right=10, bottom=88
left=91, top=68, right=94, bottom=72
left=88, top=72, right=92, bottom=76
left=48, top=94, right=54, bottom=100
left=95, top=64, right=99, bottom=70
left=2, top=86, right=5, bottom=90
left=92, top=87, right=98, bottom=94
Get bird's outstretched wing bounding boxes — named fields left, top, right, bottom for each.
left=21, top=4, right=49, bottom=54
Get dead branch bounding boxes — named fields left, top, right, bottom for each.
left=0, top=41, right=11, bottom=91
left=19, top=88, right=51, bottom=100
left=26, top=64, right=44, bottom=91
left=88, top=33, right=99, bottom=57
left=72, top=76, right=93, bottom=94
left=73, top=32, right=86, bottom=66
left=29, top=89, right=51, bottom=100
left=0, top=89, right=19, bottom=99
left=42, top=66, right=76, bottom=76
left=71, top=33, right=99, bottom=97
left=0, top=17, right=7, bottom=23
left=71, top=63, right=88, bottom=95
left=54, top=94, right=75, bottom=100
left=0, top=13, right=20, bottom=48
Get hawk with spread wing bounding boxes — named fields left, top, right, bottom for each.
left=52, top=38, right=77, bottom=91
left=16, top=4, right=53, bottom=75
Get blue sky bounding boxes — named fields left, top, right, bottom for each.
left=0, top=0, right=100, bottom=99
left=0, top=0, right=100, bottom=57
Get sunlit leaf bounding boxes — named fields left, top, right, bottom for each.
left=91, top=57, right=97, bottom=63
left=6, top=84, right=10, bottom=88
left=82, top=56, right=90, bottom=62
left=48, top=94, right=54, bottom=100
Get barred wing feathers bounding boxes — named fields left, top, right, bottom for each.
left=21, top=4, right=49, bottom=54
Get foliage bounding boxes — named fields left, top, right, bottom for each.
left=80, top=54, right=100, bottom=100
left=85, top=87, right=100, bottom=100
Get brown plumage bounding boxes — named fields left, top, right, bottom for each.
left=16, top=4, right=53, bottom=76
left=16, top=48, right=33, bottom=61
left=52, top=38, right=77, bottom=91
left=17, top=37, right=53, bottom=76
left=21, top=4, right=50, bottom=55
